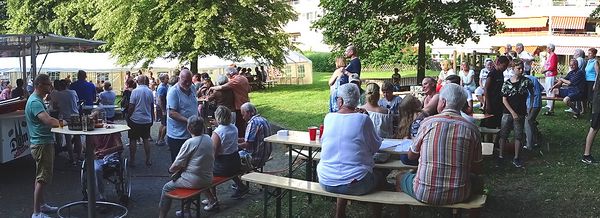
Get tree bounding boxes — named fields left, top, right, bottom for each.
left=313, top=0, right=514, bottom=82
left=4, top=0, right=96, bottom=38
left=93, top=0, right=296, bottom=68
left=0, top=0, right=7, bottom=33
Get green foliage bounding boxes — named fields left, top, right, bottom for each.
left=93, top=0, right=297, bottom=66
left=0, top=0, right=6, bottom=33
left=304, top=52, right=335, bottom=72
left=312, top=0, right=513, bottom=65
left=592, top=5, right=600, bottom=19
left=4, top=0, right=96, bottom=38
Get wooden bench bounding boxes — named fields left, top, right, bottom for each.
left=479, top=127, right=500, bottom=143
left=286, top=150, right=417, bottom=170
left=165, top=175, right=238, bottom=216
left=242, top=172, right=487, bottom=218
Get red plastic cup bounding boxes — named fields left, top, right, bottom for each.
left=319, top=124, right=324, bottom=139
left=308, top=127, right=318, bottom=141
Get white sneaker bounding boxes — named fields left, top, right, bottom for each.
left=31, top=213, right=52, bottom=218
left=40, top=204, right=58, bottom=213
left=565, top=108, right=574, bottom=113
left=201, top=199, right=210, bottom=205
left=175, top=210, right=191, bottom=217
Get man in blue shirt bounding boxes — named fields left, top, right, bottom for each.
left=69, top=70, right=96, bottom=106
left=345, top=45, right=361, bottom=76
left=156, top=73, right=170, bottom=146
left=550, top=59, right=585, bottom=117
left=525, top=75, right=543, bottom=150
left=26, top=74, right=60, bottom=218
left=378, top=82, right=402, bottom=114
left=128, top=75, right=154, bottom=167
left=166, top=69, right=199, bottom=161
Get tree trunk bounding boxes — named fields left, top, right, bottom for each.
left=191, top=57, right=198, bottom=74
left=417, top=32, right=426, bottom=85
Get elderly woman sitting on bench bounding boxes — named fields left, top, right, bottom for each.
left=317, top=83, right=384, bottom=218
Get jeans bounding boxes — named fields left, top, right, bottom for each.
left=525, top=108, right=541, bottom=148
left=167, top=137, right=187, bottom=162
left=320, top=171, right=378, bottom=196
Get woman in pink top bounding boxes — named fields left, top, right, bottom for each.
left=0, top=84, right=11, bottom=100
left=543, top=43, right=558, bottom=115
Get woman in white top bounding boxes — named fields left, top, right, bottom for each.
left=159, top=116, right=214, bottom=218
left=438, top=59, right=455, bottom=84
left=474, top=59, right=493, bottom=109
left=317, top=83, right=383, bottom=218
left=202, top=106, right=247, bottom=211
left=361, top=83, right=393, bottom=138
left=459, top=62, right=476, bottom=93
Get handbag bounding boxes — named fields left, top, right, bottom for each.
left=170, top=137, right=203, bottom=182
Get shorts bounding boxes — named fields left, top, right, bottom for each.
left=320, top=171, right=378, bottom=196
left=499, top=113, right=526, bottom=141
left=592, top=113, right=600, bottom=130
left=399, top=172, right=417, bottom=199
left=559, top=88, right=582, bottom=101
left=31, top=144, right=55, bottom=184
left=474, top=87, right=484, bottom=96
left=399, top=172, right=484, bottom=204
left=128, top=122, right=152, bottom=140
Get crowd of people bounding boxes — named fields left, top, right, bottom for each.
left=321, top=44, right=600, bottom=217
left=22, top=65, right=273, bottom=218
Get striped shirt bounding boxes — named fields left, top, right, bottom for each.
left=410, top=110, right=482, bottom=205
left=244, top=114, right=272, bottom=167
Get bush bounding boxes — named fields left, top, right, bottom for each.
left=304, top=52, right=335, bottom=72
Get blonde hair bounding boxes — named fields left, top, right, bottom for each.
left=395, top=95, right=422, bottom=139
left=440, top=60, right=450, bottom=71
left=335, top=57, right=346, bottom=69
left=365, top=83, right=380, bottom=106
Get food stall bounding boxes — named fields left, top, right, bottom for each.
left=0, top=34, right=104, bottom=164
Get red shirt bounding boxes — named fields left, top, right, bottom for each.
left=227, top=75, right=250, bottom=110
left=545, top=52, right=558, bottom=77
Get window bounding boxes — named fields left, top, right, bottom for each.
left=298, top=65, right=305, bottom=77
left=48, top=72, right=61, bottom=82
left=97, top=72, right=109, bottom=83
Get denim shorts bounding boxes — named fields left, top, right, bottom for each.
left=320, top=171, right=378, bottom=196
left=399, top=172, right=417, bottom=199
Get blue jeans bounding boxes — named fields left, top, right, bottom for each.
left=320, top=171, right=378, bottom=196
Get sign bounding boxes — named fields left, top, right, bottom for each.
left=1, top=112, right=30, bottom=163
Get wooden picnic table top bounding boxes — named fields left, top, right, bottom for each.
left=264, top=130, right=409, bottom=154
left=541, top=96, right=564, bottom=100
left=471, top=113, right=494, bottom=120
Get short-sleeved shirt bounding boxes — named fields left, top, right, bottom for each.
left=156, top=83, right=169, bottom=110
left=244, top=114, right=272, bottom=167
left=410, top=111, right=482, bottom=205
left=317, top=113, right=382, bottom=186
left=346, top=58, right=361, bottom=76
left=479, top=69, right=489, bottom=86
left=525, top=75, right=543, bottom=109
left=69, top=79, right=96, bottom=105
left=378, top=96, right=402, bottom=114
left=173, top=135, right=214, bottom=188
left=99, top=90, right=117, bottom=118
left=564, top=69, right=585, bottom=94
left=167, top=84, right=199, bottom=139
left=501, top=76, right=533, bottom=115
left=228, top=75, right=250, bottom=110
left=214, top=124, right=239, bottom=155
left=53, top=90, right=79, bottom=119
left=129, top=85, right=154, bottom=124
left=25, top=93, right=54, bottom=147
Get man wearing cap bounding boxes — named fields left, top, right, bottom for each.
left=210, top=66, right=251, bottom=137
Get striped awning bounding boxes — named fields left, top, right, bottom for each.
left=554, top=46, right=589, bottom=55
left=551, top=16, right=587, bottom=29
left=498, top=17, right=548, bottom=29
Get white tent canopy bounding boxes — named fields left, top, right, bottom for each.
left=197, top=50, right=311, bottom=69
left=0, top=52, right=187, bottom=73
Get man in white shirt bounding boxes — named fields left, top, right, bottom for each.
left=516, top=43, right=534, bottom=75
left=127, top=75, right=154, bottom=167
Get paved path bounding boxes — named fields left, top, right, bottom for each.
left=0, top=121, right=286, bottom=217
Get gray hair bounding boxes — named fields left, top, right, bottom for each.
left=214, top=106, right=232, bottom=125
left=159, top=73, right=168, bottom=81
left=547, top=43, right=555, bottom=51
left=225, top=67, right=238, bottom=76
left=439, top=83, right=466, bottom=111
left=136, top=75, right=148, bottom=85
left=216, top=75, right=228, bottom=86
left=241, top=102, right=257, bottom=115
left=516, top=43, right=524, bottom=49
left=337, top=83, right=360, bottom=109
left=187, top=115, right=205, bottom=136
left=574, top=49, right=585, bottom=58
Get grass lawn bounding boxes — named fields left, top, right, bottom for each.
left=249, top=72, right=600, bottom=217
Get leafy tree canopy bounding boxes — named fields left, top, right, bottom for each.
left=93, top=0, right=296, bottom=66
left=313, top=0, right=514, bottom=65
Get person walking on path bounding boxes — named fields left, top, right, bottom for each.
left=127, top=75, right=154, bottom=167
left=26, top=74, right=60, bottom=218
left=166, top=69, right=199, bottom=162
left=582, top=54, right=600, bottom=164
left=156, top=73, right=169, bottom=146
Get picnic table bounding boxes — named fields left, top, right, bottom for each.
left=471, top=113, right=494, bottom=120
